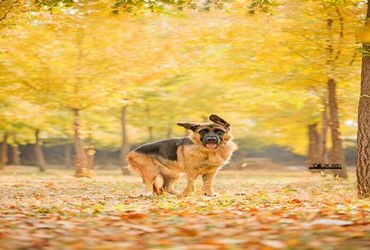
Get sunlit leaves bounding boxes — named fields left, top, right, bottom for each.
left=112, top=0, right=229, bottom=14
left=248, top=0, right=281, bottom=15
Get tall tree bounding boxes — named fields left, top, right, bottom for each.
left=357, top=0, right=370, bottom=198
left=327, top=78, right=347, bottom=178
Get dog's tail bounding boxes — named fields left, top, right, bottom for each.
left=127, top=153, right=141, bottom=177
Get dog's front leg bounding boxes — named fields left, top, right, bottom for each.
left=202, top=171, right=218, bottom=196
left=179, top=171, right=199, bottom=197
left=140, top=181, right=154, bottom=196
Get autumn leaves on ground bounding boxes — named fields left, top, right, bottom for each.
left=0, top=167, right=369, bottom=250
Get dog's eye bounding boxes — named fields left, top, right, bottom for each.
left=199, top=129, right=209, bottom=134
left=214, top=129, right=225, bottom=136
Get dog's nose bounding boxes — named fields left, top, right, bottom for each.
left=205, top=137, right=218, bottom=143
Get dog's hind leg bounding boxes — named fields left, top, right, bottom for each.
left=163, top=176, right=180, bottom=195
left=127, top=152, right=161, bottom=196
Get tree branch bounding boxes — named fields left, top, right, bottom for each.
left=349, top=51, right=357, bottom=66
left=333, top=6, right=344, bottom=63
left=0, top=0, right=18, bottom=22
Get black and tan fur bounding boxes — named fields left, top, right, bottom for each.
left=127, top=114, right=237, bottom=197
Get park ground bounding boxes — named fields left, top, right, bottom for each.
left=0, top=166, right=369, bottom=250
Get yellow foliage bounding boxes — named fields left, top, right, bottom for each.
left=0, top=0, right=364, bottom=159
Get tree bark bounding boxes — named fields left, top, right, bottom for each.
left=120, top=106, right=130, bottom=175
left=73, top=109, right=90, bottom=177
left=357, top=0, right=370, bottom=198
left=0, top=133, right=8, bottom=169
left=327, top=78, right=347, bottom=178
left=33, top=129, right=47, bottom=172
left=307, top=124, right=320, bottom=166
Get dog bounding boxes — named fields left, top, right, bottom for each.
left=127, top=114, right=237, bottom=197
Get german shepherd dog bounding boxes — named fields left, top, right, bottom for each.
left=127, top=114, right=237, bottom=197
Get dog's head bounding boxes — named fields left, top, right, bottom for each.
left=177, top=114, right=233, bottom=150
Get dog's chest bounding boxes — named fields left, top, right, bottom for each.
left=182, top=146, right=230, bottom=169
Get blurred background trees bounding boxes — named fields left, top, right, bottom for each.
left=0, top=0, right=365, bottom=177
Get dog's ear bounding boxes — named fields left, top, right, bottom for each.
left=209, top=114, right=230, bottom=129
left=177, top=122, right=200, bottom=132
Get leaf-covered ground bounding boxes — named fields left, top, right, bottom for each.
left=0, top=166, right=369, bottom=250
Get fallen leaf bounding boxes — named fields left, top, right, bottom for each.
left=117, top=222, right=158, bottom=233
left=261, top=240, right=286, bottom=249
left=289, top=199, right=302, bottom=204
left=310, top=219, right=353, bottom=226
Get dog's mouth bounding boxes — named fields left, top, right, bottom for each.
left=205, top=143, right=218, bottom=149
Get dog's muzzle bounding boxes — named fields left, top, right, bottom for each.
left=203, top=136, right=220, bottom=149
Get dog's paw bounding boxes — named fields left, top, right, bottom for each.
left=178, top=191, right=190, bottom=198
left=166, top=189, right=179, bottom=195
left=140, top=191, right=154, bottom=197
left=140, top=194, right=153, bottom=198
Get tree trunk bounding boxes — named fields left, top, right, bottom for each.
left=324, top=11, right=347, bottom=179
left=327, top=78, right=347, bottom=179
left=120, top=106, right=130, bottom=175
left=33, top=129, right=46, bottom=172
left=73, top=109, right=90, bottom=177
left=0, top=133, right=8, bottom=169
left=307, top=124, right=320, bottom=166
left=10, top=133, right=21, bottom=166
left=357, top=0, right=370, bottom=198
left=319, top=95, right=329, bottom=163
